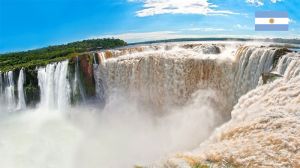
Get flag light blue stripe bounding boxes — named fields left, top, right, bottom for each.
left=255, top=24, right=288, bottom=31
left=255, top=11, right=288, bottom=18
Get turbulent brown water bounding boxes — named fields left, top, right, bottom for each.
left=0, top=42, right=299, bottom=168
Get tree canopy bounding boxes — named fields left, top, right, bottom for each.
left=0, top=38, right=127, bottom=72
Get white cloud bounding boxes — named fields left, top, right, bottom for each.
left=270, top=0, right=283, bottom=3
left=246, top=0, right=263, bottom=6
left=246, top=0, right=284, bottom=6
left=235, top=24, right=252, bottom=30
left=129, top=0, right=237, bottom=17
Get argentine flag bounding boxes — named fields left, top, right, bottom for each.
left=255, top=11, right=288, bottom=31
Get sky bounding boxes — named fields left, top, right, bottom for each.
left=0, top=0, right=299, bottom=53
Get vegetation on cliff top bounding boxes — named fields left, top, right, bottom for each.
left=0, top=38, right=127, bottom=72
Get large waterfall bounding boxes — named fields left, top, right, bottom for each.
left=0, top=42, right=299, bottom=168
left=93, top=44, right=285, bottom=118
left=160, top=46, right=300, bottom=168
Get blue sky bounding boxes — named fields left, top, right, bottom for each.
left=0, top=0, right=299, bottom=53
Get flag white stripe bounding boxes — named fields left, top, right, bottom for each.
left=255, top=18, right=289, bottom=25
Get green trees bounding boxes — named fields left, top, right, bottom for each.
left=0, top=38, right=127, bottom=72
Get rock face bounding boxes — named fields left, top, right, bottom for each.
left=72, top=54, right=96, bottom=97
left=24, top=69, right=40, bottom=106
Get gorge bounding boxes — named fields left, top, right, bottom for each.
left=0, top=41, right=299, bottom=168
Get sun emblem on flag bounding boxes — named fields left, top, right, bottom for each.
left=269, top=18, right=275, bottom=24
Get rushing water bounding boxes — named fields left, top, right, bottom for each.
left=17, top=69, right=26, bottom=110
left=73, top=57, right=87, bottom=104
left=162, top=47, right=300, bottom=168
left=0, top=42, right=299, bottom=168
left=0, top=70, right=27, bottom=112
left=37, top=61, right=71, bottom=111
left=4, top=71, right=16, bottom=112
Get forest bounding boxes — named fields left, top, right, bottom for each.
left=0, top=38, right=127, bottom=72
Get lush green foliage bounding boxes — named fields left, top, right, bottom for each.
left=0, top=38, right=127, bottom=72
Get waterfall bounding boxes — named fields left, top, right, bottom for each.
left=72, top=57, right=86, bottom=103
left=1, top=42, right=300, bottom=168
left=0, top=44, right=292, bottom=114
left=100, top=48, right=234, bottom=107
left=275, top=53, right=300, bottom=78
left=0, top=73, right=2, bottom=94
left=0, top=69, right=26, bottom=112
left=233, top=47, right=277, bottom=102
left=4, top=71, right=16, bottom=112
left=17, top=69, right=26, bottom=110
left=0, top=73, right=3, bottom=97
left=98, top=52, right=106, bottom=65
left=163, top=51, right=300, bottom=168
left=89, top=45, right=295, bottom=120
left=0, top=73, right=3, bottom=112
left=93, top=53, right=107, bottom=104
left=38, top=60, right=71, bottom=111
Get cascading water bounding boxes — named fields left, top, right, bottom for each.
left=96, top=45, right=236, bottom=113
left=275, top=53, right=300, bottom=78
left=0, top=70, right=27, bottom=112
left=72, top=57, right=87, bottom=104
left=0, top=72, right=4, bottom=112
left=94, top=44, right=284, bottom=117
left=162, top=51, right=300, bottom=168
left=17, top=69, right=26, bottom=110
left=4, top=71, right=16, bottom=112
left=37, top=60, right=71, bottom=111
left=0, top=42, right=299, bottom=168
left=93, top=53, right=107, bottom=104
left=233, top=47, right=278, bottom=102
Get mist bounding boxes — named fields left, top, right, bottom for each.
left=0, top=89, right=221, bottom=168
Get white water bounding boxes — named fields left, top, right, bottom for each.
left=93, top=53, right=107, bottom=103
left=72, top=57, right=87, bottom=103
left=0, top=70, right=26, bottom=112
left=4, top=71, right=16, bottom=112
left=17, top=69, right=26, bottom=110
left=275, top=53, right=300, bottom=78
left=37, top=60, right=71, bottom=111
left=0, top=73, right=2, bottom=95
left=0, top=42, right=299, bottom=168
left=97, top=44, right=235, bottom=113
left=234, top=47, right=276, bottom=101
left=163, top=51, right=300, bottom=168
left=0, top=73, right=4, bottom=112
left=0, top=88, right=220, bottom=168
